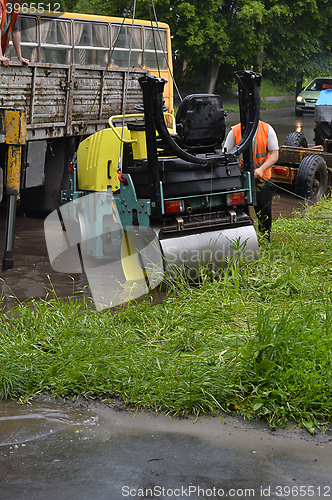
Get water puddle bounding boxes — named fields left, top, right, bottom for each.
left=0, top=398, right=331, bottom=500
left=0, top=398, right=98, bottom=447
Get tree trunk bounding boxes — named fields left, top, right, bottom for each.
left=204, top=60, right=220, bottom=94
left=253, top=51, right=264, bottom=73
left=296, top=72, right=304, bottom=97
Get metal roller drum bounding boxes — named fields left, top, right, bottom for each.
left=159, top=225, right=259, bottom=280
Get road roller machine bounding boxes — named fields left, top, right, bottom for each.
left=47, top=70, right=261, bottom=309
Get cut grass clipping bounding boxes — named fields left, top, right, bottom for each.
left=1, top=198, right=332, bottom=433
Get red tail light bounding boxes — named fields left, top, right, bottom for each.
left=226, top=192, right=246, bottom=206
left=273, top=166, right=289, bottom=176
left=165, top=200, right=185, bottom=213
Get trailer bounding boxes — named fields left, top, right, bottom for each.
left=272, top=90, right=332, bottom=202
left=271, top=137, right=332, bottom=202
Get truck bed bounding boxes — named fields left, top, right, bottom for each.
left=0, top=62, right=147, bottom=142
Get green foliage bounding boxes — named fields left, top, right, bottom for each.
left=252, top=0, right=332, bottom=85
left=224, top=97, right=294, bottom=114
left=59, top=0, right=129, bottom=16
left=56, top=0, right=332, bottom=93
left=259, top=79, right=294, bottom=97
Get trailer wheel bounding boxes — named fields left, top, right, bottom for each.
left=295, top=155, right=328, bottom=202
left=284, top=131, right=308, bottom=148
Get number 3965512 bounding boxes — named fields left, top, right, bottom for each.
left=6, top=3, right=61, bottom=14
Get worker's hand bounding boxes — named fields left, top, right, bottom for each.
left=254, top=166, right=264, bottom=180
left=18, top=56, right=29, bottom=67
left=0, top=55, right=10, bottom=67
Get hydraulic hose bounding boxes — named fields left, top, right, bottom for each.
left=143, top=70, right=261, bottom=166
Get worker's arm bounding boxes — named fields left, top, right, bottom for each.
left=12, top=30, right=29, bottom=66
left=254, top=149, right=279, bottom=180
left=0, top=41, right=10, bottom=66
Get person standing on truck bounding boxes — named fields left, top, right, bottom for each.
left=224, top=120, right=279, bottom=241
left=0, top=0, right=29, bottom=67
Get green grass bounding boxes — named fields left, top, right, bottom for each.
left=223, top=77, right=294, bottom=113
left=259, top=78, right=294, bottom=98
left=1, top=199, right=332, bottom=432
left=224, top=97, right=294, bottom=114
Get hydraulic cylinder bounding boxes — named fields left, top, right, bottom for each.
left=2, top=109, right=27, bottom=271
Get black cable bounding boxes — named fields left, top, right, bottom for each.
left=150, top=0, right=182, bottom=103
left=266, top=178, right=332, bottom=213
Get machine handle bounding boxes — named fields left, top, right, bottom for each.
left=108, top=113, right=176, bottom=141
left=108, top=114, right=142, bottom=143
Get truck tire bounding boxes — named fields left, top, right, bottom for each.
left=295, top=155, right=328, bottom=202
left=284, top=131, right=308, bottom=148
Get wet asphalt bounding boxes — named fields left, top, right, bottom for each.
left=1, top=397, right=331, bottom=500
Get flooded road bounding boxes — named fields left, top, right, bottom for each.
left=1, top=106, right=330, bottom=500
left=0, top=211, right=89, bottom=306
left=225, top=105, right=316, bottom=147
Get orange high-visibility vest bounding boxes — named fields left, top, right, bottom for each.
left=0, top=0, right=6, bottom=30
left=1, top=0, right=20, bottom=55
left=232, top=120, right=271, bottom=181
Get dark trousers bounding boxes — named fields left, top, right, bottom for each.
left=254, top=180, right=272, bottom=238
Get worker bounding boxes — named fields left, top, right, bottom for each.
left=224, top=120, right=279, bottom=241
left=0, top=0, right=29, bottom=67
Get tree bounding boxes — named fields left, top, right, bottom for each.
left=221, top=0, right=332, bottom=90
left=131, top=0, right=231, bottom=93
left=263, top=0, right=332, bottom=85
left=156, top=0, right=332, bottom=94
left=58, top=0, right=332, bottom=94
left=63, top=0, right=129, bottom=16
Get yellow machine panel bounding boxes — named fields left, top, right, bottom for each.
left=77, top=113, right=175, bottom=192
left=77, top=128, right=128, bottom=192
left=77, top=121, right=149, bottom=192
